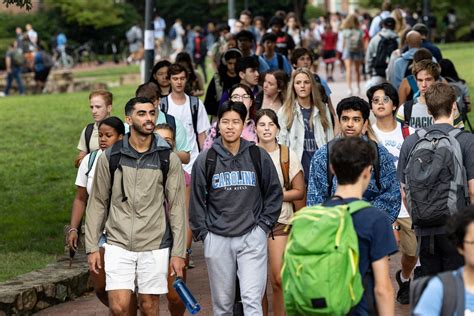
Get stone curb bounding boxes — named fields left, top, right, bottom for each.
left=0, top=254, right=92, bottom=315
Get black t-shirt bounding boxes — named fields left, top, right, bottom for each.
left=323, top=198, right=398, bottom=315
left=274, top=31, right=295, bottom=57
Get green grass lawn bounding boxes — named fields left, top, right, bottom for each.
left=0, top=42, right=473, bottom=282
left=438, top=42, right=474, bottom=126
left=0, top=85, right=135, bottom=281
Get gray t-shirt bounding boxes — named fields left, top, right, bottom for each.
left=300, top=107, right=318, bottom=183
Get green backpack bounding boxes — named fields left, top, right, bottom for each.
left=281, top=200, right=370, bottom=315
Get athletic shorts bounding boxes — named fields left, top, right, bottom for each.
left=398, top=217, right=417, bottom=257
left=104, top=243, right=169, bottom=294
left=322, top=50, right=337, bottom=63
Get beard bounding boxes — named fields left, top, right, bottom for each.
left=131, top=121, right=154, bottom=136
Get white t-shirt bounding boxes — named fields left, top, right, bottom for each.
left=268, top=146, right=303, bottom=224
left=396, top=98, right=464, bottom=130
left=372, top=122, right=414, bottom=218
left=75, top=150, right=103, bottom=195
left=166, top=95, right=210, bottom=174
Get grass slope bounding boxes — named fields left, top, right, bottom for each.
left=0, top=85, right=134, bottom=281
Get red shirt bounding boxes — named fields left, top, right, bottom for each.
left=321, top=31, right=337, bottom=51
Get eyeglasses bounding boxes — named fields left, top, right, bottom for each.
left=464, top=240, right=474, bottom=245
left=372, top=96, right=391, bottom=104
left=231, top=94, right=251, bottom=101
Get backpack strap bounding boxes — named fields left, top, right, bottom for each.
left=85, top=150, right=99, bottom=176
left=439, top=270, right=465, bottom=316
left=205, top=148, right=218, bottom=192
left=108, top=141, right=123, bottom=204
left=326, top=140, right=336, bottom=197
left=368, top=140, right=382, bottom=192
left=279, top=144, right=291, bottom=190
left=84, top=123, right=94, bottom=153
left=403, top=100, right=414, bottom=128
left=160, top=96, right=169, bottom=113
left=189, top=96, right=201, bottom=151
left=158, top=149, right=171, bottom=193
left=164, top=113, right=177, bottom=138
left=407, top=75, right=418, bottom=95
left=277, top=53, right=283, bottom=70
left=347, top=200, right=372, bottom=215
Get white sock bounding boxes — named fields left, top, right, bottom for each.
left=400, top=273, right=410, bottom=282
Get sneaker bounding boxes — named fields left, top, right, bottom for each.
left=413, top=266, right=423, bottom=280
left=347, top=89, right=353, bottom=96
left=395, top=270, right=410, bottom=305
left=188, top=259, right=195, bottom=269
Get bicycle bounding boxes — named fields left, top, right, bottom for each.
left=52, top=47, right=74, bottom=69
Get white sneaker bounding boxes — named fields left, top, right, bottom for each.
left=347, top=89, right=353, bottom=96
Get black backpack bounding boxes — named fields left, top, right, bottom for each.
left=410, top=269, right=464, bottom=315
left=161, top=95, right=200, bottom=150
left=327, top=139, right=381, bottom=197
left=84, top=123, right=95, bottom=153
left=373, top=35, right=398, bottom=77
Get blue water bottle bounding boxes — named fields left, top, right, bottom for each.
left=173, top=277, right=201, bottom=314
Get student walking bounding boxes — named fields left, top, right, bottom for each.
left=190, top=102, right=283, bottom=316
left=306, top=96, right=401, bottom=223
left=75, top=90, right=113, bottom=167
left=68, top=117, right=126, bottom=311
left=85, top=97, right=187, bottom=315
left=367, top=83, right=417, bottom=304
left=277, top=67, right=334, bottom=185
left=255, top=109, right=305, bottom=316
left=397, top=82, right=474, bottom=277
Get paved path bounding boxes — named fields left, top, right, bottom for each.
left=35, top=69, right=411, bottom=315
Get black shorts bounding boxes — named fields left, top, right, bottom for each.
left=322, top=50, right=336, bottom=61
left=34, top=69, right=51, bottom=82
left=418, top=233, right=464, bottom=277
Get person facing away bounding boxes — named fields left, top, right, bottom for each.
left=74, top=90, right=113, bottom=168
left=325, top=136, right=397, bottom=315
left=306, top=96, right=401, bottom=223
left=189, top=101, right=283, bottom=315
left=85, top=97, right=187, bottom=316
left=397, top=82, right=474, bottom=278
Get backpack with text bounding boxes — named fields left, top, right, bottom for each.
left=373, top=35, right=398, bottom=76
left=404, top=128, right=469, bottom=227
left=282, top=200, right=369, bottom=315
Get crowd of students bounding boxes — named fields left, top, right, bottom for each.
left=66, top=5, right=474, bottom=316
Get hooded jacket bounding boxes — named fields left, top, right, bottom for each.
left=85, top=134, right=187, bottom=258
left=189, top=137, right=283, bottom=241
left=365, top=28, right=399, bottom=76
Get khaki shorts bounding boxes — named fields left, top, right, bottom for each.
left=398, top=217, right=417, bottom=257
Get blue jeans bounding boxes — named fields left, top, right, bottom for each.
left=4, top=67, right=25, bottom=95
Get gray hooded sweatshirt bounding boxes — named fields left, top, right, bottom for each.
left=189, top=137, right=283, bottom=241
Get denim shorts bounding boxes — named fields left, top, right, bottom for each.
left=342, top=50, right=364, bottom=61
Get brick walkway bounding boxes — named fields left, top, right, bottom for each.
left=35, top=70, right=411, bottom=315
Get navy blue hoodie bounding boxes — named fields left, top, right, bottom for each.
left=189, top=137, right=283, bottom=241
